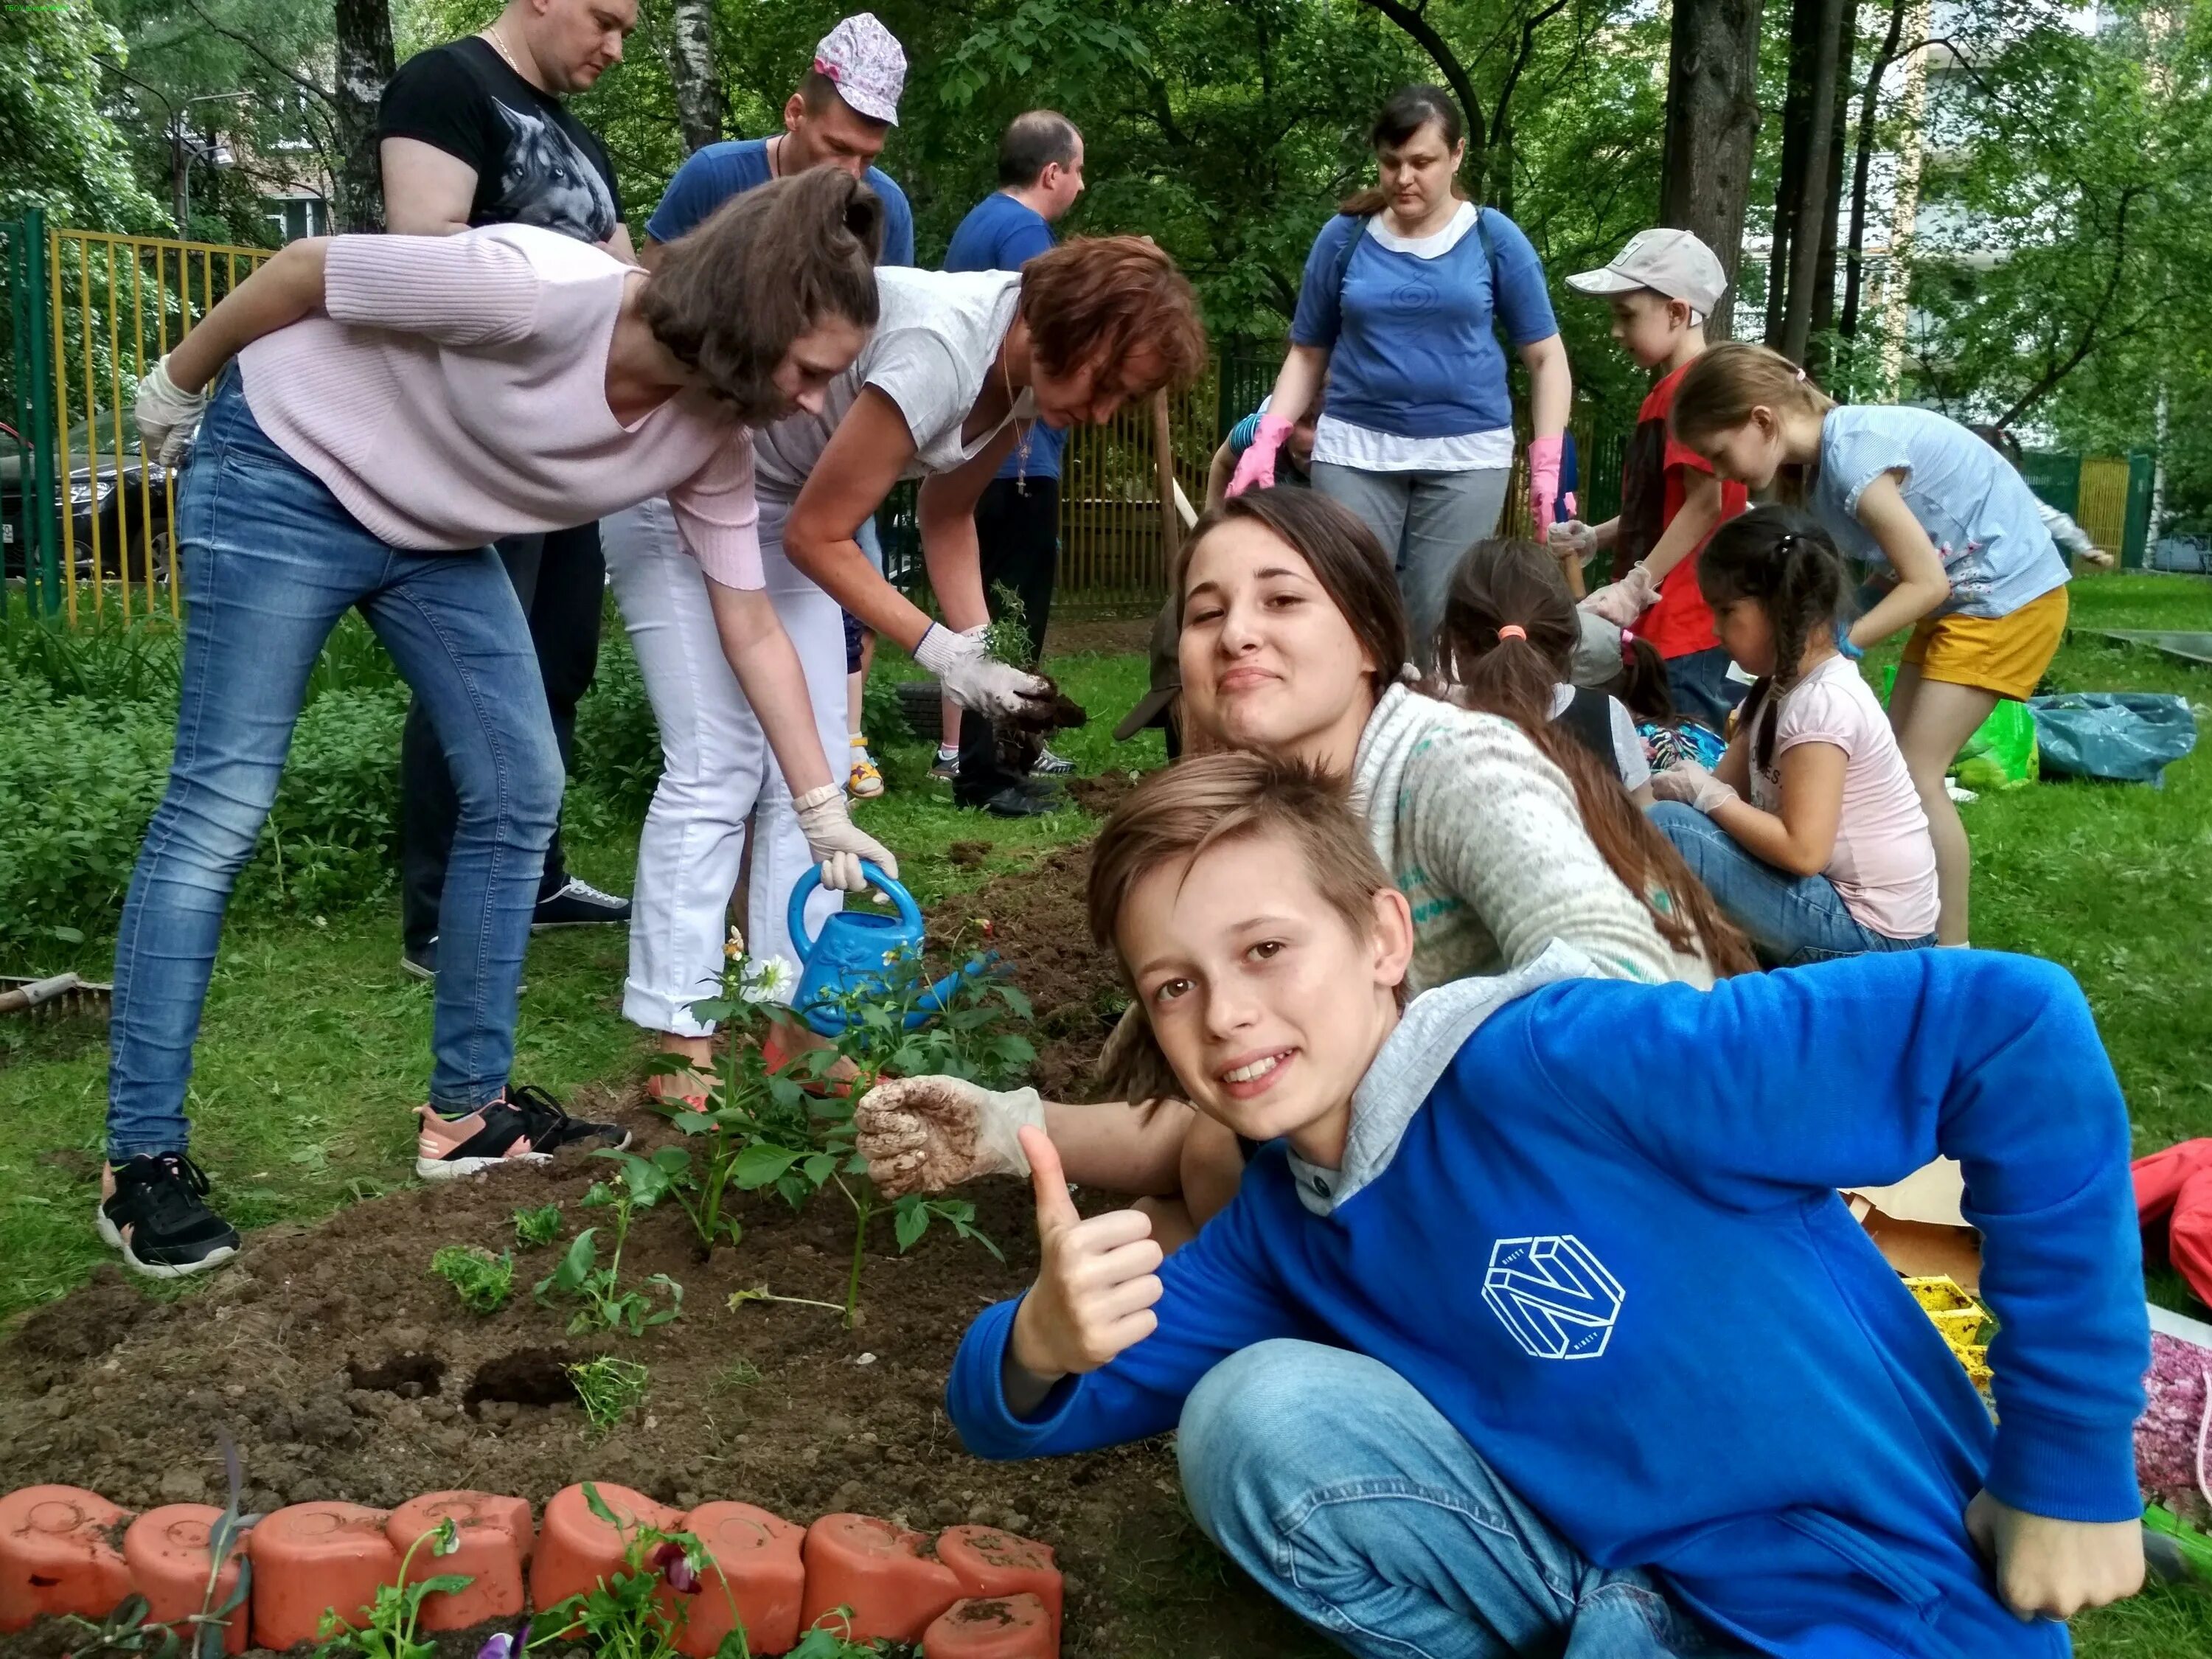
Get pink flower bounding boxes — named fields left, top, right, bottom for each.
left=652, top=1539, right=702, bottom=1595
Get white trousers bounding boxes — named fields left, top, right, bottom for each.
left=602, top=494, right=845, bottom=1036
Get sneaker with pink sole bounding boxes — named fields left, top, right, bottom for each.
left=414, top=1083, right=629, bottom=1181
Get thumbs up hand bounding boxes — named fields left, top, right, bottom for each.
left=1006, top=1126, right=1165, bottom=1401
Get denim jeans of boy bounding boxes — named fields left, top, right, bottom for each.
left=1648, top=803, right=1938, bottom=968
left=1178, top=1341, right=1739, bottom=1659
left=105, top=378, right=562, bottom=1159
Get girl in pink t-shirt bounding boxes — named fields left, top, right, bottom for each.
left=1646, top=506, right=1939, bottom=964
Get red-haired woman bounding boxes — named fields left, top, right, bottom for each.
left=607, top=237, right=1208, bottom=1103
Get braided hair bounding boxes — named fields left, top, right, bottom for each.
left=1695, top=505, right=1851, bottom=773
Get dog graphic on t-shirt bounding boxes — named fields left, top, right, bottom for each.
left=490, top=101, right=617, bottom=245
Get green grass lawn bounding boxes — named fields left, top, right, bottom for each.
left=2, top=578, right=2210, bottom=1645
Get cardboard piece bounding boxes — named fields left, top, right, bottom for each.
left=1845, top=1158, right=1982, bottom=1292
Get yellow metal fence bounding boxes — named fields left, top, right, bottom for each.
left=46, top=226, right=274, bottom=625
left=2076, top=456, right=2131, bottom=559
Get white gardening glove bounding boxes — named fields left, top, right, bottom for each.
left=790, top=782, right=897, bottom=892
left=1650, top=757, right=1739, bottom=814
left=914, top=622, right=1053, bottom=720
left=1548, top=518, right=1599, bottom=564
left=133, top=355, right=206, bottom=466
left=855, top=1075, right=1047, bottom=1198
left=1579, top=562, right=1659, bottom=628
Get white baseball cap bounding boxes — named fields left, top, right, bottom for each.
left=1566, top=229, right=1728, bottom=320
left=813, top=13, right=907, bottom=127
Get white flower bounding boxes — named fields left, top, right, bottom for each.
left=749, top=959, right=790, bottom=996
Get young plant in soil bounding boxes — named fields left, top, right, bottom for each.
left=63, top=1433, right=257, bottom=1658
left=565, top=1354, right=650, bottom=1436
left=527, top=1484, right=745, bottom=1659
left=513, top=1203, right=563, bottom=1248
left=429, top=1245, right=515, bottom=1315
left=311, top=1515, right=467, bottom=1659
left=532, top=1179, right=682, bottom=1337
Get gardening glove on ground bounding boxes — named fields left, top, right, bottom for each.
left=133, top=355, right=206, bottom=465
left=1226, top=413, right=1293, bottom=497
left=1527, top=433, right=1565, bottom=532
left=1650, top=757, right=1737, bottom=813
left=1010, top=1127, right=1164, bottom=1382
left=915, top=621, right=1053, bottom=720
left=1580, top=562, right=1660, bottom=627
left=855, top=1075, right=1046, bottom=1197
left=1966, top=1491, right=2144, bottom=1621
left=791, top=782, right=896, bottom=891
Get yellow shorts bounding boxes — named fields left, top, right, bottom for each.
left=1901, top=585, right=2069, bottom=701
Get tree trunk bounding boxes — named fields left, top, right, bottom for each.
left=1659, top=0, right=1766, bottom=338
left=1357, top=0, right=1489, bottom=199
left=1765, top=0, right=1820, bottom=344
left=1806, top=1, right=1854, bottom=373
left=665, top=0, right=723, bottom=155
left=332, top=0, right=394, bottom=231
left=1779, top=0, right=1846, bottom=364
left=1840, top=0, right=1911, bottom=340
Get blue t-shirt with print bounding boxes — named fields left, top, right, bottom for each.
left=944, top=191, right=1064, bottom=481
left=1290, top=205, right=1557, bottom=440
left=1813, top=405, right=2068, bottom=620
left=646, top=138, right=914, bottom=267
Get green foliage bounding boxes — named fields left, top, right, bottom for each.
left=530, top=1484, right=726, bottom=1659
left=428, top=1244, right=514, bottom=1314
left=513, top=1203, right=564, bottom=1248
left=311, top=1517, right=467, bottom=1659
left=566, top=1354, right=650, bottom=1436
left=1, top=8, right=166, bottom=229
left=533, top=1182, right=684, bottom=1336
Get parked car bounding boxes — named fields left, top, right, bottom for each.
left=1, top=422, right=177, bottom=587
left=2150, top=532, right=2212, bottom=574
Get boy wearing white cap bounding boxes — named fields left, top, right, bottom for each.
left=1554, top=228, right=1750, bottom=731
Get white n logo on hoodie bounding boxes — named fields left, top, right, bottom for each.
left=1483, top=1235, right=1624, bottom=1360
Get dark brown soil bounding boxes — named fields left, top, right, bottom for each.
left=0, top=845, right=1323, bottom=1659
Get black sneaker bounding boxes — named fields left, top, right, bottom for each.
left=97, top=1154, right=240, bottom=1279
left=414, top=1084, right=630, bottom=1181
left=399, top=937, right=526, bottom=994
left=532, top=877, right=632, bottom=930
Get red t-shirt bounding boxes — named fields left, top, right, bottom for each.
left=1618, top=361, right=1749, bottom=660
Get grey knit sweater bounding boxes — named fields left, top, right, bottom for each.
left=1349, top=684, right=1711, bottom=992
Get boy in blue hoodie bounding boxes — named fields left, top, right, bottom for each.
left=946, top=753, right=2149, bottom=1659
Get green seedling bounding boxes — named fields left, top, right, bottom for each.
left=429, top=1245, right=515, bottom=1315
left=786, top=1618, right=887, bottom=1658
left=512, top=1203, right=563, bottom=1248
left=713, top=1357, right=762, bottom=1392
left=533, top=1186, right=682, bottom=1336
left=526, top=1484, right=746, bottom=1659
left=312, top=1515, right=467, bottom=1659
left=566, top=1355, right=650, bottom=1436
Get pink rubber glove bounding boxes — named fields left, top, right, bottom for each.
left=1228, top=413, right=1294, bottom=497
left=1527, top=433, right=1565, bottom=532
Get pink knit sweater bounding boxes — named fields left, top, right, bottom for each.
left=237, top=224, right=761, bottom=587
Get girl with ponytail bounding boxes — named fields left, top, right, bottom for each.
left=1436, top=538, right=1754, bottom=975
left=1647, top=505, right=1939, bottom=965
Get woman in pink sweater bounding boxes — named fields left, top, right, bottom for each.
left=102, top=171, right=892, bottom=1279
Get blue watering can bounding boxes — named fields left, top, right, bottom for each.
left=785, top=860, right=998, bottom=1038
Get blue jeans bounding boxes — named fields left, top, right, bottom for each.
left=1311, top=463, right=1510, bottom=672
left=1649, top=803, right=1937, bottom=967
left=1661, top=647, right=1747, bottom=734
left=106, top=378, right=563, bottom=1158
left=1178, top=1341, right=1736, bottom=1659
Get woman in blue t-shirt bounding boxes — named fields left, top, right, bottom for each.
left=1229, top=85, right=1573, bottom=667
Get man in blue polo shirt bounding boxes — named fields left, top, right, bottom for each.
left=939, top=111, right=1087, bottom=816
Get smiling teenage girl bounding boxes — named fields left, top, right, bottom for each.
left=1671, top=344, right=2070, bottom=946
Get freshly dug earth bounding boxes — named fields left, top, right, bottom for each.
left=0, top=839, right=1321, bottom=1659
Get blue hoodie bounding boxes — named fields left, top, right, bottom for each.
left=947, top=947, right=2148, bottom=1659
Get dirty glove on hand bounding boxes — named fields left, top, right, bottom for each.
left=855, top=1075, right=1047, bottom=1198
left=1580, top=562, right=1660, bottom=627
left=1527, top=433, right=1566, bottom=532
left=1227, top=413, right=1294, bottom=498
left=133, top=355, right=206, bottom=466
left=1649, top=757, right=1738, bottom=814
left=1548, top=518, right=1599, bottom=564
left=790, top=782, right=897, bottom=892
left=914, top=622, right=1052, bottom=720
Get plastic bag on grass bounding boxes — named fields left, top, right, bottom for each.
left=2027, top=693, right=2199, bottom=786
left=1882, top=667, right=2038, bottom=790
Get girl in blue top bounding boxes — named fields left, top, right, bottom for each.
left=1671, top=343, right=2071, bottom=948
left=1228, top=86, right=1572, bottom=667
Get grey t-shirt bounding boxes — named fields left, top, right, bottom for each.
left=752, top=267, right=1034, bottom=501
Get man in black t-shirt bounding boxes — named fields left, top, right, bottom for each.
left=378, top=0, right=639, bottom=979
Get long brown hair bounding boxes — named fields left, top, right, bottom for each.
left=1436, top=538, right=1757, bottom=976
left=1340, top=85, right=1469, bottom=218
left=640, top=168, right=883, bottom=422
left=1175, top=487, right=1409, bottom=709
left=1669, top=341, right=1835, bottom=506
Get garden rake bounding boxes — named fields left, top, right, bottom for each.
left=0, top=972, right=113, bottom=1020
